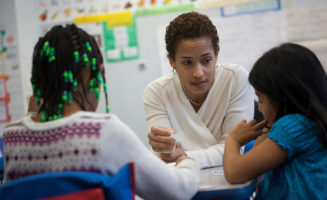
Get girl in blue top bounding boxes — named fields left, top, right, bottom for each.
left=223, top=43, right=327, bottom=200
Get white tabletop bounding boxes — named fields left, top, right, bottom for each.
left=199, top=166, right=253, bottom=191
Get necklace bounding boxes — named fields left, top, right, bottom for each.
left=181, top=84, right=204, bottom=106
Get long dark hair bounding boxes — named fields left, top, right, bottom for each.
left=31, top=24, right=109, bottom=121
left=249, top=43, right=327, bottom=148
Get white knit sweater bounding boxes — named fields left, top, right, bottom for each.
left=144, top=64, right=254, bottom=169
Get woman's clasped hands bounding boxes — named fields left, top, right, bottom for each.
left=148, top=126, right=187, bottom=163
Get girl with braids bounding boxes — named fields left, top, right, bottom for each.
left=223, top=43, right=327, bottom=199
left=3, top=24, right=200, bottom=200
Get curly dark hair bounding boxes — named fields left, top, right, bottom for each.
left=165, top=11, right=219, bottom=59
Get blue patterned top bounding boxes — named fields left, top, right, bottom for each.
left=256, top=114, right=327, bottom=200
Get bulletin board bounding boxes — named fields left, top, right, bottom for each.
left=103, top=18, right=139, bottom=62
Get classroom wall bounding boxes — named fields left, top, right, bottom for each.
left=0, top=0, right=23, bottom=135
left=1, top=0, right=327, bottom=144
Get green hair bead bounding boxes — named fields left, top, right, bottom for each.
left=95, top=88, right=100, bottom=100
left=74, top=51, right=79, bottom=64
left=91, top=58, right=96, bottom=71
left=32, top=84, right=36, bottom=91
left=83, top=53, right=89, bottom=66
left=106, top=105, right=110, bottom=113
left=68, top=71, right=73, bottom=83
left=49, top=48, right=55, bottom=56
left=85, top=42, right=92, bottom=52
left=89, top=79, right=95, bottom=92
left=62, top=91, right=68, bottom=102
left=58, top=103, right=63, bottom=110
left=36, top=89, right=41, bottom=97
left=103, top=81, right=108, bottom=94
left=68, top=91, right=73, bottom=104
left=43, top=41, right=49, bottom=52
left=97, top=72, right=102, bottom=84
left=73, top=79, right=78, bottom=90
left=48, top=55, right=56, bottom=63
left=63, top=71, right=68, bottom=83
left=73, top=79, right=78, bottom=91
left=41, top=112, right=47, bottom=122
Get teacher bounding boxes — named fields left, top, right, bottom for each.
left=143, top=11, right=254, bottom=169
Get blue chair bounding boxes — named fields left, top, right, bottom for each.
left=0, top=162, right=135, bottom=200
left=193, top=181, right=256, bottom=200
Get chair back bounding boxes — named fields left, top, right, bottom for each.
left=0, top=162, right=135, bottom=200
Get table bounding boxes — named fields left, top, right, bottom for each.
left=192, top=166, right=255, bottom=200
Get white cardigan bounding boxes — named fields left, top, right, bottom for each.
left=143, top=64, right=254, bottom=169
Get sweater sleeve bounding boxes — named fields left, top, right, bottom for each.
left=221, top=65, right=254, bottom=137
left=99, top=115, right=200, bottom=200
left=186, top=66, right=254, bottom=168
left=143, top=80, right=173, bottom=132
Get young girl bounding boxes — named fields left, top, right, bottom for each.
left=223, top=43, right=327, bottom=199
left=3, top=24, right=199, bottom=200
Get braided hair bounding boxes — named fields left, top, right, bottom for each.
left=31, top=24, right=109, bottom=122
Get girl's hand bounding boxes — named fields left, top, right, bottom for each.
left=228, top=119, right=267, bottom=146
left=254, top=122, right=272, bottom=146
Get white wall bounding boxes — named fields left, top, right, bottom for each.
left=0, top=0, right=24, bottom=135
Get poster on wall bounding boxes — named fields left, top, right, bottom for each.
left=221, top=0, right=280, bottom=17
left=0, top=75, right=10, bottom=123
left=34, top=0, right=197, bottom=24
left=0, top=30, right=6, bottom=53
left=103, top=17, right=139, bottom=62
left=0, top=53, right=5, bottom=74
